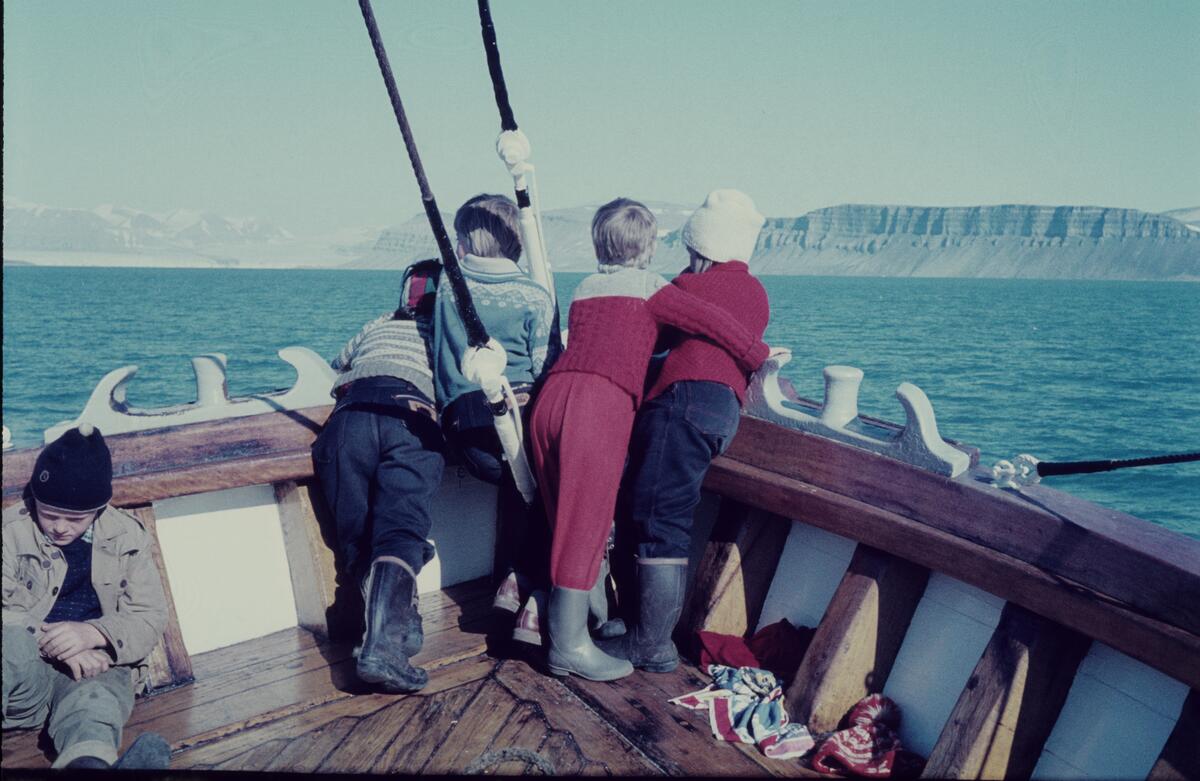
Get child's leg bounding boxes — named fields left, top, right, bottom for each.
left=1, top=625, right=54, bottom=730
left=46, top=667, right=135, bottom=768
left=546, top=380, right=637, bottom=591
left=371, top=413, right=444, bottom=574
left=625, top=382, right=740, bottom=560
left=312, top=409, right=381, bottom=579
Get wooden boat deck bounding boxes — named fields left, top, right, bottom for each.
left=0, top=577, right=817, bottom=776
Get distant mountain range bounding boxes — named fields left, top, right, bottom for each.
left=5, top=199, right=1198, bottom=279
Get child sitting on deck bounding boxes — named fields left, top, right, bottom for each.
left=312, top=264, right=445, bottom=693
left=601, top=189, right=772, bottom=673
left=528, top=198, right=771, bottom=681
left=430, top=194, right=557, bottom=621
left=2, top=425, right=171, bottom=769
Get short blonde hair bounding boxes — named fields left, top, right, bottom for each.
left=591, top=198, right=657, bottom=269
left=454, top=194, right=522, bottom=261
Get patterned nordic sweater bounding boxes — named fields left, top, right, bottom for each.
left=548, top=266, right=769, bottom=404
left=331, top=313, right=435, bottom=402
left=432, top=255, right=555, bottom=408
left=647, top=261, right=770, bottom=404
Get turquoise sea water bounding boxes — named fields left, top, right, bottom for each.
left=3, top=266, right=1197, bottom=537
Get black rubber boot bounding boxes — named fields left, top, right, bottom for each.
left=113, top=732, right=172, bottom=770
left=356, top=556, right=428, bottom=693
left=598, top=559, right=687, bottom=673
left=547, top=587, right=633, bottom=681
left=65, top=756, right=110, bottom=769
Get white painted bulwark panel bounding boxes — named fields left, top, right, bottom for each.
left=155, top=485, right=299, bottom=654
left=416, top=470, right=498, bottom=595
left=883, top=573, right=1005, bottom=758
left=755, top=522, right=857, bottom=633
left=1032, top=644, right=1188, bottom=780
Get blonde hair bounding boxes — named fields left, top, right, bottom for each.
left=591, top=198, right=657, bottom=269
left=454, top=194, right=522, bottom=261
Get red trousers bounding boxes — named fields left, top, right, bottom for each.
left=529, top=372, right=636, bottom=590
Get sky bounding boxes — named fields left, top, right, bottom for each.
left=4, top=0, right=1198, bottom=236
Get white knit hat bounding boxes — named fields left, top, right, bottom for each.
left=681, top=189, right=765, bottom=263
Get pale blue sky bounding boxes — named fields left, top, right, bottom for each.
left=4, top=0, right=1198, bottom=235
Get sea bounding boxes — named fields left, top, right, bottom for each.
left=3, top=266, right=1198, bottom=538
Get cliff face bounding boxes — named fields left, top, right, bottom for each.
left=732, top=205, right=1199, bottom=279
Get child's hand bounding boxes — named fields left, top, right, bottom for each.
left=38, top=621, right=107, bottom=660
left=62, top=649, right=112, bottom=681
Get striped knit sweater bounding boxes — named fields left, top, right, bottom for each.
left=548, top=267, right=769, bottom=404
left=331, top=313, right=435, bottom=402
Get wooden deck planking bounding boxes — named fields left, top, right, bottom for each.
left=564, top=661, right=821, bottom=777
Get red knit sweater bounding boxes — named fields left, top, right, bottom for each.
left=647, top=261, right=770, bottom=404
left=549, top=268, right=769, bottom=405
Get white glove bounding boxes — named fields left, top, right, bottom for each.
left=496, top=129, right=532, bottom=177
left=461, top=338, right=509, bottom=385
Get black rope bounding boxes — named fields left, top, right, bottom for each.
left=359, top=0, right=490, bottom=349
left=477, top=0, right=517, bottom=132
left=1037, top=451, right=1200, bottom=478
left=475, top=0, right=563, bottom=359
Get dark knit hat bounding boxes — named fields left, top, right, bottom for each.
left=30, top=423, right=113, bottom=511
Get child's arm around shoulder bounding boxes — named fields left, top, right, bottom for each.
left=85, top=507, right=169, bottom=666
left=645, top=277, right=770, bottom=372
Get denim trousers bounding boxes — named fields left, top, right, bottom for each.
left=622, top=381, right=742, bottom=560
left=312, top=377, right=445, bottom=580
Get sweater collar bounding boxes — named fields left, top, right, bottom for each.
left=462, top=254, right=523, bottom=277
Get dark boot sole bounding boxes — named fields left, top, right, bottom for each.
left=357, top=658, right=428, bottom=692
left=635, top=658, right=679, bottom=673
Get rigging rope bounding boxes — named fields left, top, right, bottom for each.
left=476, top=0, right=562, bottom=353
left=358, top=0, right=489, bottom=349
left=992, top=450, right=1199, bottom=488
left=1036, top=451, right=1200, bottom=477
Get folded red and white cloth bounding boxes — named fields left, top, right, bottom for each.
left=810, top=694, right=923, bottom=778
left=670, top=665, right=816, bottom=760
left=696, top=618, right=812, bottom=684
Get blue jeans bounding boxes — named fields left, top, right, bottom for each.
left=312, top=377, right=445, bottom=579
left=622, top=381, right=742, bottom=560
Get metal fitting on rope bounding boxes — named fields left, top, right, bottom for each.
left=992, top=454, right=1041, bottom=488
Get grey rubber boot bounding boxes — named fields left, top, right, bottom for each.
left=547, top=587, right=634, bottom=681
left=356, top=557, right=429, bottom=693
left=588, top=554, right=611, bottom=631
left=598, top=559, right=687, bottom=673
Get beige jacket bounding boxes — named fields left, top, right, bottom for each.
left=2, top=500, right=169, bottom=692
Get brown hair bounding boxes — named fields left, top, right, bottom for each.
left=454, top=194, right=522, bottom=261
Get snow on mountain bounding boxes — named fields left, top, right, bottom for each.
left=1162, top=207, right=1200, bottom=233
left=731, top=204, right=1200, bottom=279
left=5, top=199, right=1197, bottom=279
left=3, top=201, right=295, bottom=265
left=343, top=201, right=695, bottom=273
